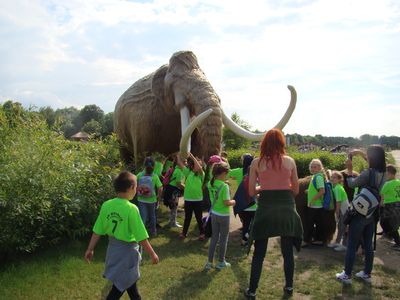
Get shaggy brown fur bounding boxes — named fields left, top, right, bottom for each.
left=114, top=51, right=223, bottom=166
left=295, top=176, right=336, bottom=243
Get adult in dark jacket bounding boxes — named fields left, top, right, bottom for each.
left=335, top=145, right=386, bottom=284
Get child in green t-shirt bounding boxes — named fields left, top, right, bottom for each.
left=380, top=164, right=400, bottom=250
left=84, top=171, right=159, bottom=299
left=204, top=162, right=236, bottom=270
left=180, top=153, right=205, bottom=240
left=304, top=158, right=326, bottom=245
left=137, top=156, right=163, bottom=237
left=327, top=171, right=349, bottom=252
left=163, top=154, right=185, bottom=227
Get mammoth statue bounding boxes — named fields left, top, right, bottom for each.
left=114, top=50, right=297, bottom=165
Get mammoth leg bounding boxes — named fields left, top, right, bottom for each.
left=119, top=144, right=133, bottom=166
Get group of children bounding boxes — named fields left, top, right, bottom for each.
left=85, top=153, right=400, bottom=299
left=305, top=158, right=400, bottom=252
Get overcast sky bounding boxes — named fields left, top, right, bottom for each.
left=1, top=0, right=399, bottom=137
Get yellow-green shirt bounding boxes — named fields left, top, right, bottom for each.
left=93, top=198, right=149, bottom=242
left=169, top=166, right=184, bottom=188
left=333, top=183, right=349, bottom=214
left=154, top=161, right=163, bottom=177
left=208, top=179, right=231, bottom=216
left=183, top=167, right=204, bottom=201
left=307, top=173, right=324, bottom=208
left=380, top=179, right=400, bottom=204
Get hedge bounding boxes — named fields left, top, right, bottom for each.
left=0, top=108, right=122, bottom=258
left=226, top=148, right=368, bottom=178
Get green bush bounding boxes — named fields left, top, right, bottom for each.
left=225, top=148, right=368, bottom=177
left=0, top=106, right=122, bottom=256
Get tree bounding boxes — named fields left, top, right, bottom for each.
left=54, top=107, right=80, bottom=137
left=102, top=112, right=114, bottom=137
left=39, top=106, right=56, bottom=128
left=360, top=134, right=379, bottom=146
left=74, top=105, right=104, bottom=130
left=222, top=112, right=252, bottom=150
left=82, top=119, right=102, bottom=135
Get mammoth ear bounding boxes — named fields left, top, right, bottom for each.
left=152, top=64, right=175, bottom=109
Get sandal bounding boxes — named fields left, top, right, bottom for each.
left=198, top=234, right=206, bottom=241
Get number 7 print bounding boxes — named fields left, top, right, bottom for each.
left=112, top=220, right=118, bottom=233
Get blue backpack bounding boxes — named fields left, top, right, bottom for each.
left=312, top=174, right=335, bottom=210
left=138, top=174, right=154, bottom=197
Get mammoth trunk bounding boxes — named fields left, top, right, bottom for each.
left=197, top=112, right=222, bottom=160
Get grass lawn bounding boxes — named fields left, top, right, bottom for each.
left=1, top=205, right=400, bottom=300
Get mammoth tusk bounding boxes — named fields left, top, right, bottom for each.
left=179, top=108, right=214, bottom=158
left=222, top=85, right=297, bottom=142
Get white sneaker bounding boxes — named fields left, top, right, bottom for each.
left=334, top=245, right=347, bottom=252
left=355, top=270, right=372, bottom=283
left=336, top=271, right=352, bottom=284
left=328, top=243, right=340, bottom=248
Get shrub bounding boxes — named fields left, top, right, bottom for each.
left=0, top=106, right=122, bottom=257
left=225, top=148, right=368, bottom=177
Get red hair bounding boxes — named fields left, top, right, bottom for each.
left=259, top=128, right=286, bottom=169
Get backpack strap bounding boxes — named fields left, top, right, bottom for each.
left=312, top=173, right=323, bottom=190
left=209, top=184, right=225, bottom=213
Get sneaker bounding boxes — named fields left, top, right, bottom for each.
left=335, top=271, right=352, bottom=284
left=198, top=234, right=206, bottom=241
left=327, top=243, right=340, bottom=248
left=334, top=245, right=347, bottom=252
left=355, top=271, right=372, bottom=283
left=215, top=261, right=231, bottom=270
left=283, top=286, right=293, bottom=296
left=179, top=233, right=186, bottom=240
left=244, top=288, right=256, bottom=299
left=204, top=261, right=213, bottom=270
left=170, top=222, right=182, bottom=228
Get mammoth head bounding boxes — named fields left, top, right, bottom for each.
left=151, top=50, right=297, bottom=160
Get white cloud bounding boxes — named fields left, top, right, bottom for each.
left=0, top=0, right=399, bottom=137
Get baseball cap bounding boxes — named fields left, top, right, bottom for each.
left=144, top=156, right=155, bottom=167
left=208, top=155, right=222, bottom=164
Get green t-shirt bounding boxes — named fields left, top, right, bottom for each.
left=169, top=166, right=184, bottom=188
left=93, top=197, right=149, bottom=243
left=307, top=173, right=324, bottom=208
left=333, top=183, right=349, bottom=214
left=154, top=161, right=163, bottom=177
left=163, top=160, right=173, bottom=173
left=208, top=179, right=231, bottom=216
left=182, top=167, right=204, bottom=201
left=136, top=171, right=162, bottom=203
left=228, top=168, right=243, bottom=186
left=380, top=179, right=400, bottom=204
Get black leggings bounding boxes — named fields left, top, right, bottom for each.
left=182, top=201, right=204, bottom=235
left=249, top=237, right=294, bottom=293
left=106, top=282, right=141, bottom=300
left=240, top=211, right=255, bottom=241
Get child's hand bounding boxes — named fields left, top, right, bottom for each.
left=151, top=253, right=159, bottom=264
left=84, top=249, right=94, bottom=263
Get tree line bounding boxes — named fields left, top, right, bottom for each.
left=2, top=100, right=399, bottom=149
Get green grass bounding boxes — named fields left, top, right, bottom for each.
left=1, top=206, right=400, bottom=300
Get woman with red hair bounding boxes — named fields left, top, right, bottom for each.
left=245, top=129, right=303, bottom=299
